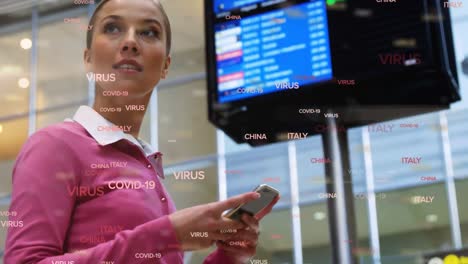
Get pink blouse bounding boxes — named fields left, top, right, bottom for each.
left=4, top=106, right=233, bottom=264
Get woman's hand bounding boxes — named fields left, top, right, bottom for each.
left=216, top=195, right=280, bottom=264
left=215, top=214, right=260, bottom=264
left=168, top=192, right=261, bottom=251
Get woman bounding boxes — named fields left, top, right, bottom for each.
left=4, top=0, right=279, bottom=263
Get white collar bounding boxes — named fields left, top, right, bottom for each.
left=66, top=105, right=155, bottom=156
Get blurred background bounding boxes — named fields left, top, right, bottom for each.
left=0, top=0, right=468, bottom=263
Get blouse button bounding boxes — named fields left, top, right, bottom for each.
left=147, top=164, right=152, bottom=169
left=161, top=197, right=166, bottom=202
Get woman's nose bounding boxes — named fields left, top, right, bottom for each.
left=121, top=30, right=139, bottom=54
left=122, top=45, right=138, bottom=54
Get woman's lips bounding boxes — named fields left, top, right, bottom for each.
left=112, top=59, right=143, bottom=74
left=114, top=67, right=141, bottom=74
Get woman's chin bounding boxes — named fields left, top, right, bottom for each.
left=100, top=83, right=150, bottom=95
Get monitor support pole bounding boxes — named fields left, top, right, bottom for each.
left=321, top=111, right=358, bottom=264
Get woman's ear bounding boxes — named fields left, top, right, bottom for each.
left=161, top=55, right=171, bottom=79
left=84, top=48, right=92, bottom=73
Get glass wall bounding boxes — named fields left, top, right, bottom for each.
left=158, top=78, right=217, bottom=165
left=36, top=11, right=88, bottom=113
left=0, top=12, right=32, bottom=261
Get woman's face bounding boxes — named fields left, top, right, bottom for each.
left=84, top=0, right=170, bottom=97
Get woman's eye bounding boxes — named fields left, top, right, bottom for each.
left=141, top=29, right=159, bottom=38
left=104, top=23, right=119, bottom=34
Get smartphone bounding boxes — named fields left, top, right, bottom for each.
left=224, top=184, right=280, bottom=221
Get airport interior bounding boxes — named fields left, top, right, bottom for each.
left=1, top=0, right=468, bottom=263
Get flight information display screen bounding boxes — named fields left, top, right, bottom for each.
left=212, top=0, right=333, bottom=103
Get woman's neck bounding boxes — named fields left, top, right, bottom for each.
left=92, top=90, right=152, bottom=139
